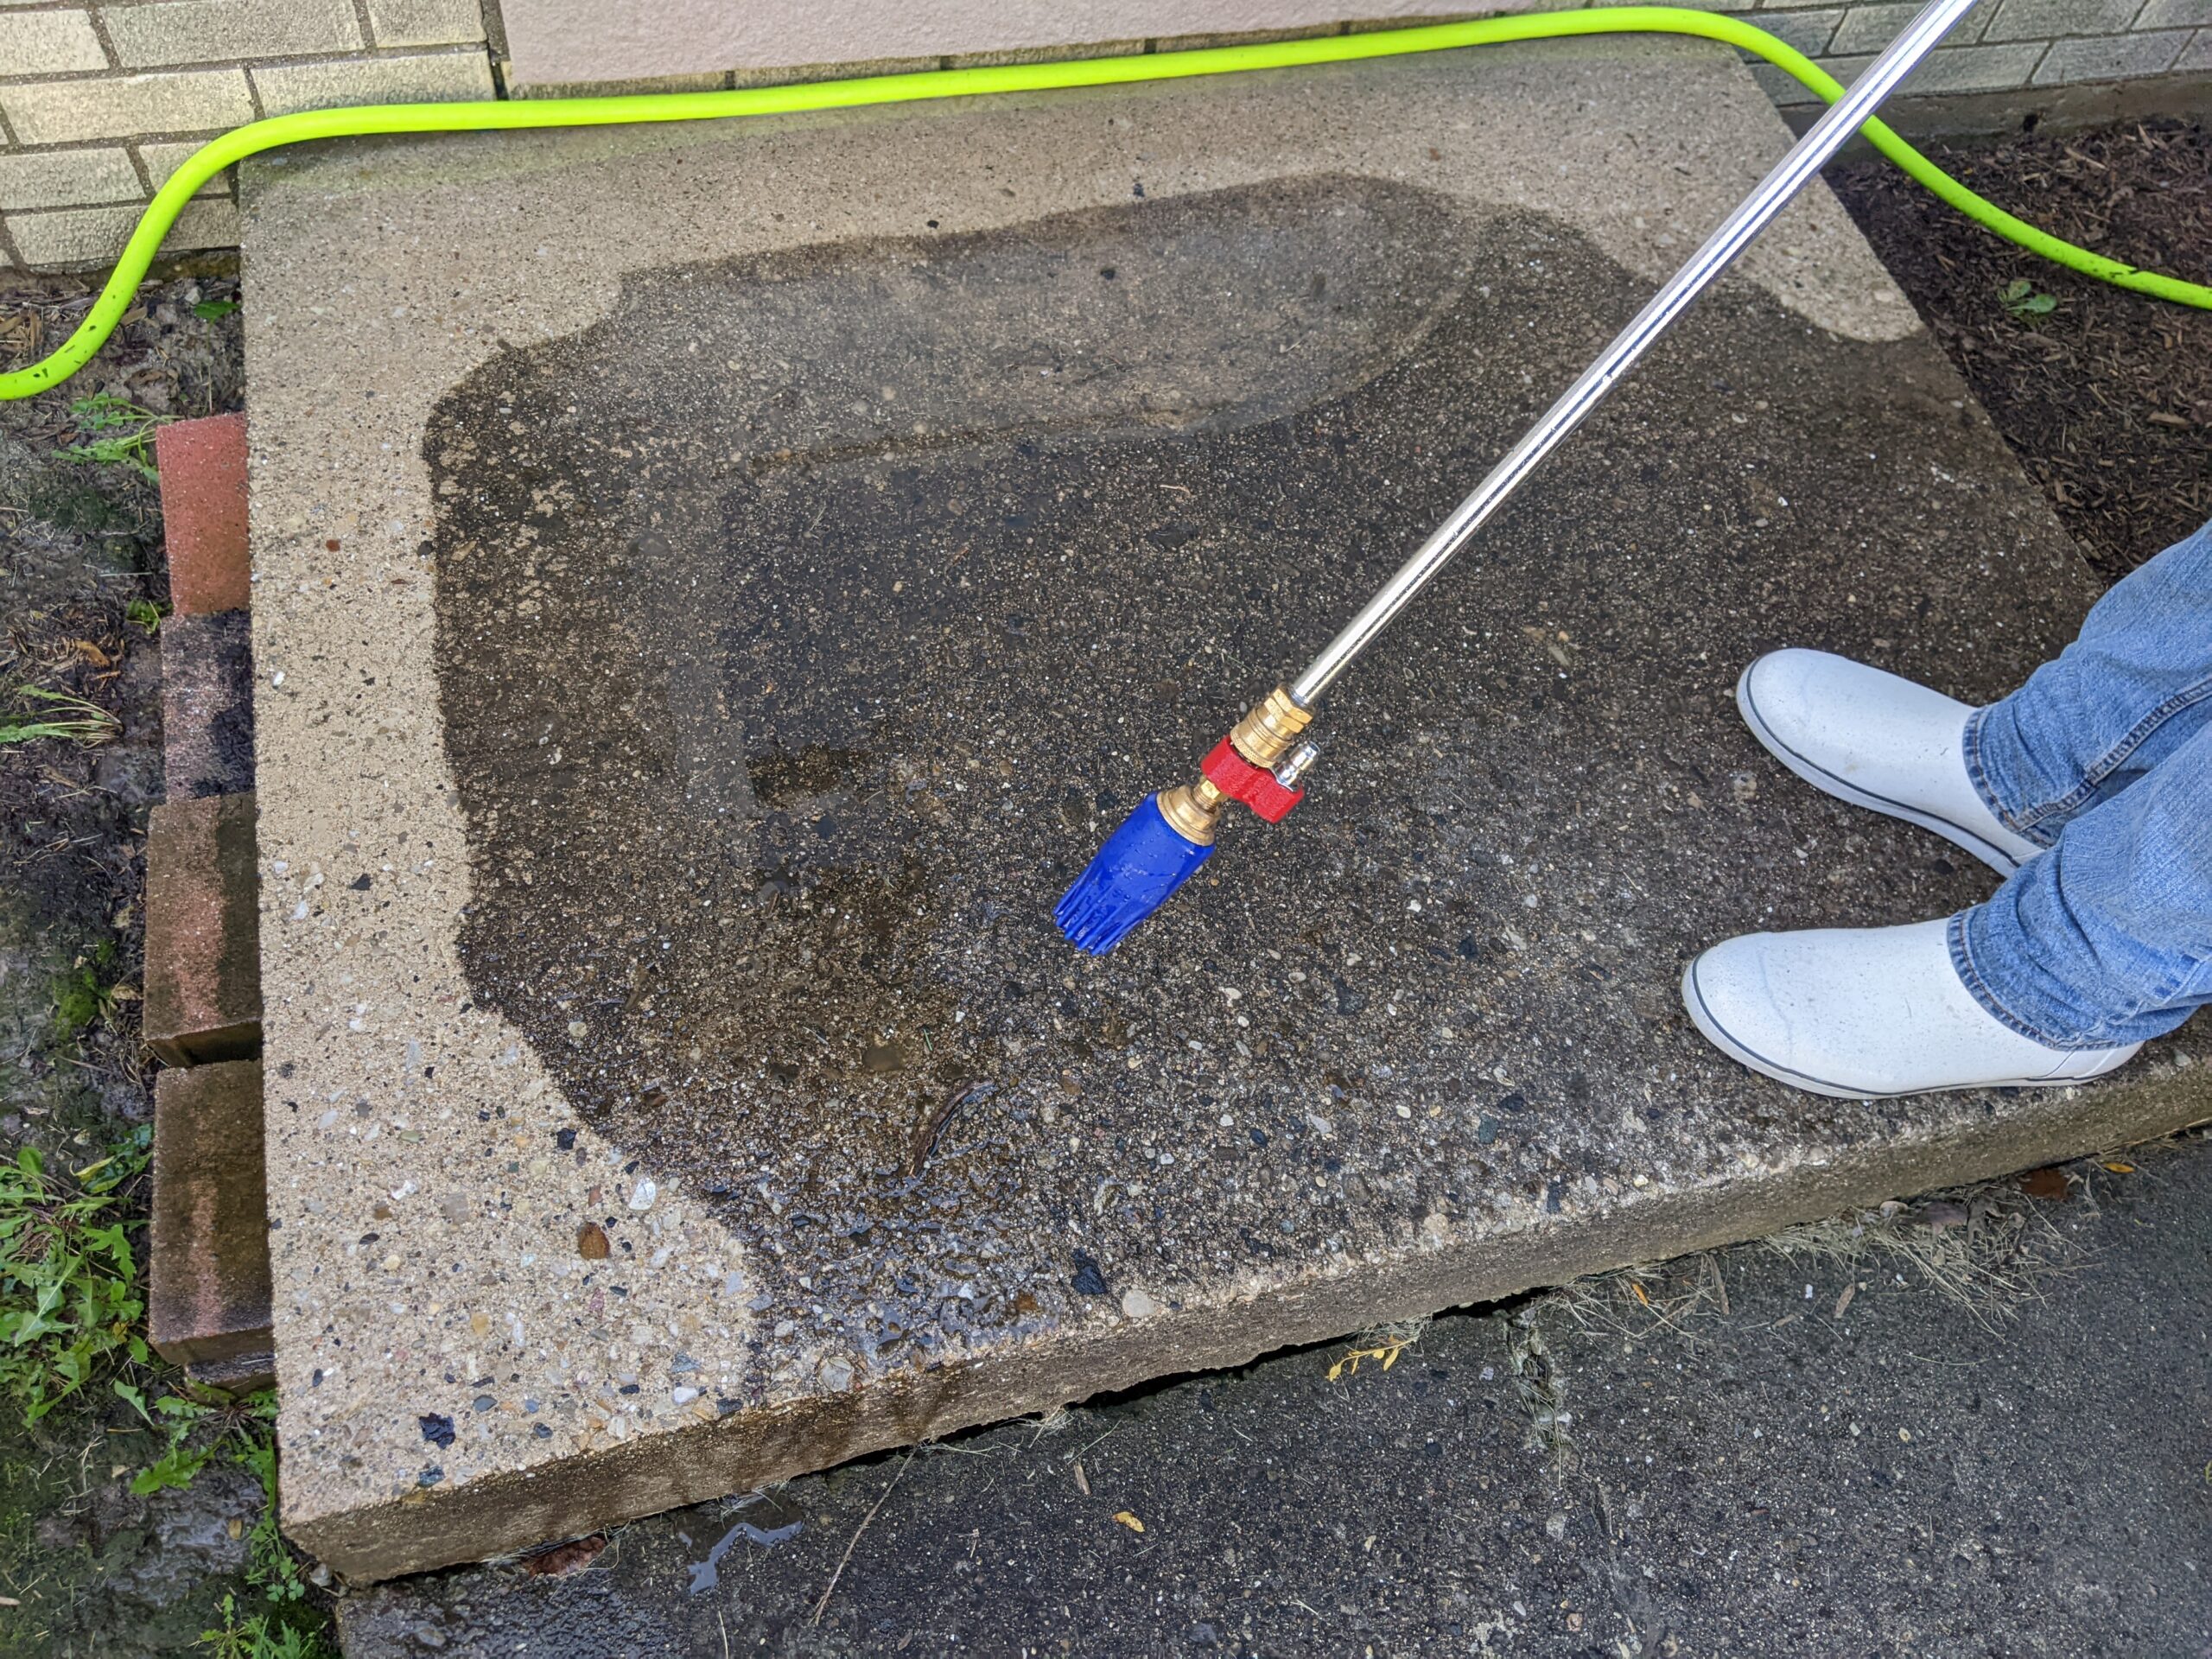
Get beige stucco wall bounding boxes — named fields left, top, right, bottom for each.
left=494, top=1, right=1473, bottom=86
left=492, top=0, right=2212, bottom=91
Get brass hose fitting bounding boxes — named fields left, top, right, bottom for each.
left=1228, top=686, right=1314, bottom=769
left=1157, top=687, right=1319, bottom=845
left=1156, top=778, right=1225, bottom=845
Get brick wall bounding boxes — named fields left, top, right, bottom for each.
left=3, top=0, right=2209, bottom=270
left=1710, top=0, right=2212, bottom=108
left=0, top=0, right=493, bottom=270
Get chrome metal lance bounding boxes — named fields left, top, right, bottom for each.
left=1285, top=0, right=1981, bottom=709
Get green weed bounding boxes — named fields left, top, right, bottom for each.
left=2001, top=277, right=2058, bottom=321
left=237, top=1421, right=314, bottom=1605
left=196, top=1593, right=334, bottom=1659
left=125, top=597, right=168, bottom=632
left=0, top=686, right=120, bottom=747
left=49, top=940, right=121, bottom=1039
left=57, top=391, right=170, bottom=482
left=0, top=1138, right=149, bottom=1425
left=191, top=300, right=239, bottom=322
left=112, top=1384, right=218, bottom=1495
left=191, top=1422, right=331, bottom=1656
left=0, top=1133, right=337, bottom=1654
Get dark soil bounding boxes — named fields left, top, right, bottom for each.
left=0, top=272, right=296, bottom=1658
left=1829, top=118, right=2212, bottom=582
left=1, top=270, right=241, bottom=1166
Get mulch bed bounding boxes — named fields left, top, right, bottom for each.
left=1828, top=118, right=2211, bottom=585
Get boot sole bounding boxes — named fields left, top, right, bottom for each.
left=1681, top=955, right=2133, bottom=1100
left=1735, top=665, right=2027, bottom=877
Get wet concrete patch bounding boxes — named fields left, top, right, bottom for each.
left=430, top=178, right=1486, bottom=1341
left=241, top=41, right=2211, bottom=1580
left=430, top=181, right=2107, bottom=1376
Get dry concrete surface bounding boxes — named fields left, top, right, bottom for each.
left=238, top=38, right=2210, bottom=1580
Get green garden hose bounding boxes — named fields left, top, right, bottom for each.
left=4, top=5, right=2208, bottom=403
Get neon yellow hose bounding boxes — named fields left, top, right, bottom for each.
left=4, top=7, right=2207, bottom=402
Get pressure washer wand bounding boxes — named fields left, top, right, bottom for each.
left=1056, top=0, right=1980, bottom=953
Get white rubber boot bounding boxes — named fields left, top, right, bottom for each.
left=1683, top=918, right=2139, bottom=1098
left=1737, top=649, right=2044, bottom=874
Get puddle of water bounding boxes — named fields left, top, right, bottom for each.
left=685, top=1493, right=804, bottom=1594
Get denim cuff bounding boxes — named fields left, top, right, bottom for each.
left=1946, top=908, right=2069, bottom=1047
left=1961, top=703, right=2061, bottom=849
left=1949, top=905, right=2197, bottom=1052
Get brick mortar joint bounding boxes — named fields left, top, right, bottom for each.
left=0, top=42, right=491, bottom=87
left=3, top=136, right=236, bottom=150
left=86, top=7, right=124, bottom=77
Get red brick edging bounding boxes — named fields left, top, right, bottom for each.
left=149, top=1062, right=274, bottom=1388
left=144, top=411, right=272, bottom=1391
left=152, top=413, right=249, bottom=616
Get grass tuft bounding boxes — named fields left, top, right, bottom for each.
left=55, top=391, right=171, bottom=483
left=1548, top=1177, right=2078, bottom=1349
left=196, top=1592, right=334, bottom=1659
left=0, top=686, right=120, bottom=748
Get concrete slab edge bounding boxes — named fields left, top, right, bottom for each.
left=296, top=1052, right=2206, bottom=1582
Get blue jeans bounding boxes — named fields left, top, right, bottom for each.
left=1955, top=518, right=2212, bottom=1048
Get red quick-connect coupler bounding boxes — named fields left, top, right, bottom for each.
left=1200, top=736, right=1304, bottom=823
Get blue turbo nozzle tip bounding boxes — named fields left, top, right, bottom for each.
left=1055, top=793, right=1214, bottom=954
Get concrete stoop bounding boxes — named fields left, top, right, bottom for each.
left=236, top=39, right=2208, bottom=1580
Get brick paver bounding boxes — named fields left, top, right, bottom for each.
left=154, top=411, right=250, bottom=616
left=143, top=790, right=260, bottom=1064
left=149, top=1060, right=274, bottom=1388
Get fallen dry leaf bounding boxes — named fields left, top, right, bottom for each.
left=2018, top=1167, right=2070, bottom=1202
left=523, top=1534, right=607, bottom=1577
left=1832, top=1282, right=1857, bottom=1320
left=1072, top=1461, right=1089, bottom=1497
left=1112, top=1511, right=1144, bottom=1534
left=2102, top=1162, right=2135, bottom=1174
left=1326, top=1338, right=1410, bottom=1382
